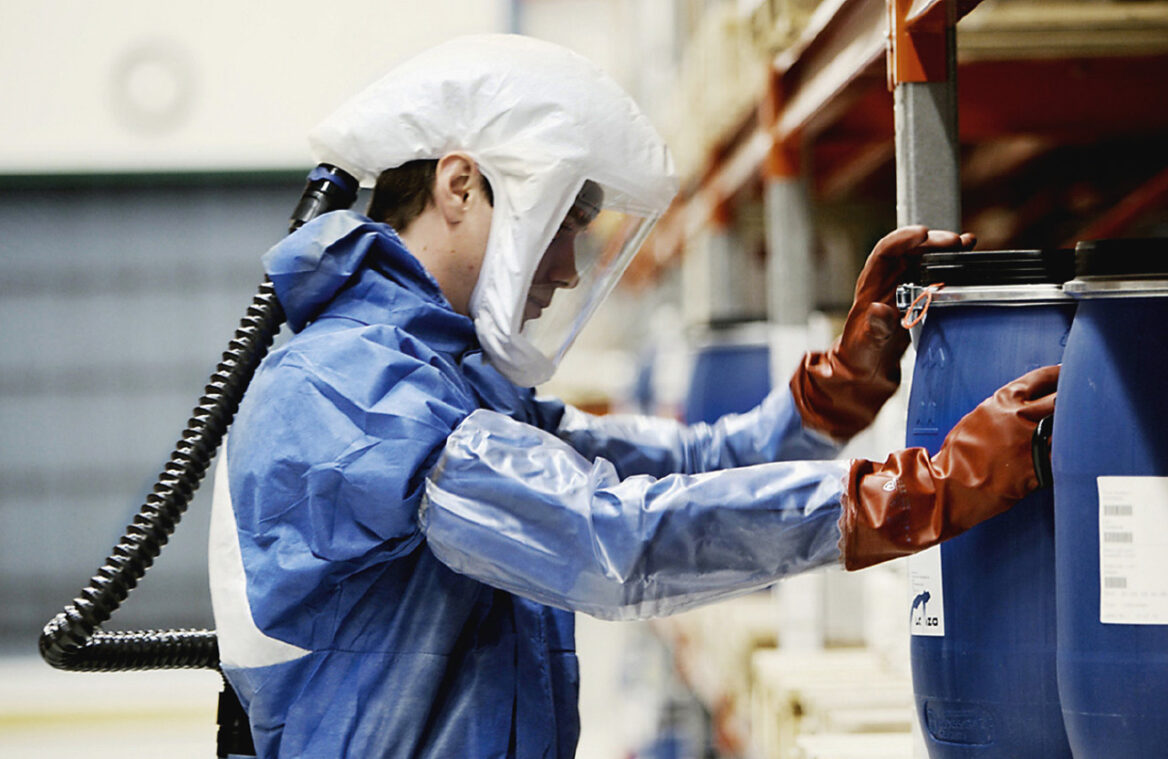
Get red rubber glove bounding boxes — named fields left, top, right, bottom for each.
left=790, top=226, right=976, bottom=440
left=840, top=365, right=1060, bottom=571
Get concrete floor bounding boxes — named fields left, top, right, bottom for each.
left=0, top=656, right=221, bottom=758
left=0, top=617, right=633, bottom=758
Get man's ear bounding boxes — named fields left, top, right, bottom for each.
left=433, top=152, right=478, bottom=223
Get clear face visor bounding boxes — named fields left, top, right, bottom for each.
left=519, top=179, right=658, bottom=367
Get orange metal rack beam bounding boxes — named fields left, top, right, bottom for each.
left=652, top=0, right=980, bottom=264
left=642, top=0, right=1168, bottom=276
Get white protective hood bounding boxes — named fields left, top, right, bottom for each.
left=308, top=34, right=678, bottom=386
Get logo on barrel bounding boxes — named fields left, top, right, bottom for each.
left=911, top=590, right=939, bottom=629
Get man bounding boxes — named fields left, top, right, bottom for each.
left=209, top=34, right=1058, bottom=757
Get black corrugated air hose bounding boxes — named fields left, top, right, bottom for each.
left=38, top=165, right=358, bottom=673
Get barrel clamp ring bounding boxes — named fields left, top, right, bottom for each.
left=897, top=283, right=945, bottom=329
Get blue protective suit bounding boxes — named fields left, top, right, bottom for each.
left=210, top=211, right=850, bottom=758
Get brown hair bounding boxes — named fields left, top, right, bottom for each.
left=367, top=159, right=493, bottom=232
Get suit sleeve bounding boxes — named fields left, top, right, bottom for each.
left=421, top=409, right=847, bottom=621
left=550, top=386, right=841, bottom=480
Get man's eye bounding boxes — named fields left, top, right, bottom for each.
left=559, top=207, right=592, bottom=234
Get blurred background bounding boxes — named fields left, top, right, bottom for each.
left=2, top=1, right=1166, bottom=757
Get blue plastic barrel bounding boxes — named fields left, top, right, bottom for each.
left=1053, top=239, right=1168, bottom=758
left=683, top=326, right=771, bottom=424
left=901, top=250, right=1075, bottom=757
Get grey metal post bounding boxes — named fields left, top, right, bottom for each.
left=894, top=25, right=960, bottom=230
left=765, top=175, right=814, bottom=327
left=763, top=156, right=817, bottom=384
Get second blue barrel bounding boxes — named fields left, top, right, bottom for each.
left=1053, top=239, right=1168, bottom=758
left=901, top=250, right=1074, bottom=757
left=683, top=324, right=771, bottom=424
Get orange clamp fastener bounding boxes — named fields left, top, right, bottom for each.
left=901, top=282, right=945, bottom=328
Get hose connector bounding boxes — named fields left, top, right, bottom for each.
left=289, top=164, right=359, bottom=232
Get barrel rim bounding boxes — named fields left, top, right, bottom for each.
left=897, top=283, right=1073, bottom=311
left=1064, top=278, right=1168, bottom=298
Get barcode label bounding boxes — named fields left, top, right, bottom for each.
left=1098, top=477, right=1168, bottom=625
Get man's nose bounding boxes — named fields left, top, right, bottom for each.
left=546, top=237, right=580, bottom=288
left=557, top=265, right=580, bottom=289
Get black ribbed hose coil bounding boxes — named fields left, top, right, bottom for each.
left=38, top=164, right=357, bottom=677
left=39, top=283, right=286, bottom=671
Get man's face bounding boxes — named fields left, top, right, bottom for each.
left=523, top=200, right=597, bottom=323
left=524, top=221, right=582, bottom=323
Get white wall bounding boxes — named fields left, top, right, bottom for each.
left=0, top=0, right=667, bottom=175
left=0, top=1, right=509, bottom=173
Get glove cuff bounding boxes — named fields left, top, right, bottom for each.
left=790, top=345, right=900, bottom=442
left=840, top=454, right=928, bottom=570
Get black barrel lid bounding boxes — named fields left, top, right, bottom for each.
left=1074, top=238, right=1168, bottom=278
left=915, top=249, right=1075, bottom=287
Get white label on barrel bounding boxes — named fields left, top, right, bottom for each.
left=1098, top=476, right=1168, bottom=625
left=908, top=545, right=945, bottom=636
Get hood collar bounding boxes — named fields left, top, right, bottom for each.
left=264, top=211, right=452, bottom=333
